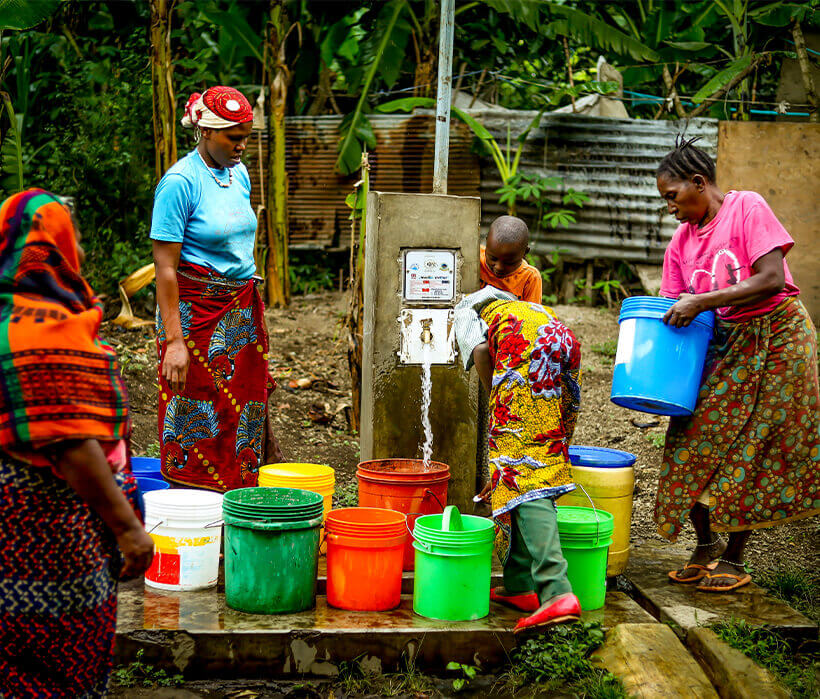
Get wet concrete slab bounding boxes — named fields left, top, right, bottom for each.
left=623, top=540, right=818, bottom=641
left=116, top=578, right=653, bottom=678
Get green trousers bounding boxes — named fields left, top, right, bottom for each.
left=504, top=497, right=573, bottom=605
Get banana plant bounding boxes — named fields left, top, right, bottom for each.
left=0, top=0, right=62, bottom=196
left=334, top=0, right=411, bottom=174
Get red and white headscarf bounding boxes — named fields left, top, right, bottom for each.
left=181, top=86, right=253, bottom=131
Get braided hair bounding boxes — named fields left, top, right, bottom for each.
left=656, top=135, right=716, bottom=183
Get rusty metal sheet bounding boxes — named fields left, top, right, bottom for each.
left=245, top=115, right=480, bottom=249
left=477, top=113, right=719, bottom=263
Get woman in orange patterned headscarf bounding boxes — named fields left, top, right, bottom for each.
left=0, top=189, right=153, bottom=697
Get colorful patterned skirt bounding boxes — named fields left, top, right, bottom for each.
left=655, top=298, right=820, bottom=540
left=157, top=263, right=272, bottom=492
left=482, top=300, right=582, bottom=563
left=0, top=456, right=140, bottom=698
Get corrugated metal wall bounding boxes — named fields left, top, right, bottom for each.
left=245, top=115, right=480, bottom=249
left=477, top=112, right=719, bottom=263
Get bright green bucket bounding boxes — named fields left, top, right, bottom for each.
left=556, top=505, right=614, bottom=611
left=223, top=511, right=322, bottom=614
left=412, top=506, right=494, bottom=621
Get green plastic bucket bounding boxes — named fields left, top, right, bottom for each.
left=223, top=511, right=322, bottom=614
left=556, top=505, right=614, bottom=611
left=412, top=506, right=495, bottom=621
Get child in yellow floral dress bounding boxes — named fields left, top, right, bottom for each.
left=454, top=287, right=582, bottom=633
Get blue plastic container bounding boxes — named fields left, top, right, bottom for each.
left=610, top=296, right=715, bottom=416
left=132, top=456, right=162, bottom=477
left=568, top=446, right=637, bottom=469
left=136, top=476, right=170, bottom=494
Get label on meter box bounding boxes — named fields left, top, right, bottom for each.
left=403, top=249, right=455, bottom=302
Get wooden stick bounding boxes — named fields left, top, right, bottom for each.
left=792, top=20, right=818, bottom=123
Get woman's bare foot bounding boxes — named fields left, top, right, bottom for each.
left=674, top=537, right=727, bottom=580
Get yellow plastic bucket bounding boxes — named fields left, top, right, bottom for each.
left=556, top=447, right=635, bottom=576
left=259, top=463, right=335, bottom=552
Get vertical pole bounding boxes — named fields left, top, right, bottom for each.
left=432, top=0, right=454, bottom=194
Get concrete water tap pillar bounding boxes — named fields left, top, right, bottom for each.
left=360, top=192, right=481, bottom=512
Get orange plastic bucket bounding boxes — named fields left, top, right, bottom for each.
left=357, top=459, right=449, bottom=570
left=325, top=508, right=407, bottom=611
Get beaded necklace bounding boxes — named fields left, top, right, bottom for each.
left=195, top=147, right=232, bottom=188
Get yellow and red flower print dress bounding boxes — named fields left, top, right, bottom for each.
left=480, top=300, right=582, bottom=563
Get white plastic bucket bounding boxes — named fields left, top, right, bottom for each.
left=143, top=489, right=223, bottom=591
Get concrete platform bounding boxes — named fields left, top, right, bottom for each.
left=624, top=540, right=818, bottom=641
left=116, top=578, right=654, bottom=678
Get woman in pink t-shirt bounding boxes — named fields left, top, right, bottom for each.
left=654, top=137, right=818, bottom=592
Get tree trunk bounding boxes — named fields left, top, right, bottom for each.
left=265, top=0, right=291, bottom=307
left=792, top=19, right=819, bottom=124
left=413, top=47, right=437, bottom=98
left=307, top=62, right=333, bottom=116
left=346, top=154, right=370, bottom=434
left=149, top=0, right=176, bottom=182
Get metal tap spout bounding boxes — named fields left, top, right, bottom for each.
left=420, top=318, right=433, bottom=345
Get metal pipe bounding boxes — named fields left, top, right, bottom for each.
left=432, top=0, right=454, bottom=194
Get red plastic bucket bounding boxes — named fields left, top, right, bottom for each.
left=325, top=508, right=407, bottom=611
left=356, top=459, right=450, bottom=570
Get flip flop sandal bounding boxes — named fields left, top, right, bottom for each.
left=696, top=572, right=752, bottom=592
left=667, top=560, right=718, bottom=583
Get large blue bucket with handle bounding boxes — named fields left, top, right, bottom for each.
left=610, top=296, right=715, bottom=416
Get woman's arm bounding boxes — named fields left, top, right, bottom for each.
left=472, top=342, right=493, bottom=393
left=57, top=439, right=154, bottom=579
left=153, top=240, right=189, bottom=392
left=663, top=248, right=786, bottom=328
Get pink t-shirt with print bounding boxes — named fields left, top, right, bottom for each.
left=660, top=190, right=799, bottom=322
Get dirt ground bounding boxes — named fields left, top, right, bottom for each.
left=105, top=290, right=818, bottom=574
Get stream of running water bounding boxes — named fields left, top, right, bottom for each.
left=420, top=345, right=433, bottom=469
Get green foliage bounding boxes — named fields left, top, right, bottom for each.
left=112, top=649, right=183, bottom=689
left=592, top=340, right=618, bottom=359
left=446, top=660, right=479, bottom=692
left=755, top=567, right=819, bottom=624
left=0, top=0, right=61, bottom=31
left=0, top=93, right=22, bottom=194
left=333, top=479, right=358, bottom=509
left=502, top=621, right=626, bottom=697
left=496, top=172, right=589, bottom=228
left=287, top=251, right=337, bottom=296
left=143, top=442, right=161, bottom=459
left=334, top=650, right=433, bottom=697
left=644, top=432, right=666, bottom=449
left=713, top=618, right=818, bottom=699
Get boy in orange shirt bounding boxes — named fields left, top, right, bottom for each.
left=480, top=215, right=542, bottom=303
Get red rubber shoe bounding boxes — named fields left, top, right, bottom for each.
left=490, top=587, right=540, bottom=612
left=513, top=593, right=581, bottom=635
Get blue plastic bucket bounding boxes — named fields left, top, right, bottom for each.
left=132, top=456, right=162, bottom=477
left=568, top=446, right=637, bottom=469
left=136, top=476, right=170, bottom=494
left=610, top=296, right=714, bottom=416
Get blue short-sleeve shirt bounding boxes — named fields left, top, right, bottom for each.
left=150, top=149, right=257, bottom=280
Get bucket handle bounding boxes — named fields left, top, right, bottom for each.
left=422, top=489, right=446, bottom=511
left=145, top=518, right=223, bottom=534
left=574, top=482, right=602, bottom=545
left=405, top=511, right=433, bottom=551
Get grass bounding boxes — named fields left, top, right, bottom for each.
left=591, top=340, right=618, bottom=359
left=712, top=618, right=819, bottom=699
left=755, top=567, right=820, bottom=624
left=498, top=622, right=627, bottom=698
left=335, top=652, right=433, bottom=697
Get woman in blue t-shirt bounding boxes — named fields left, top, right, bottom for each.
left=151, top=86, right=283, bottom=492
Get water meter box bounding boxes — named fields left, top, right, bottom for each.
left=360, top=192, right=481, bottom=511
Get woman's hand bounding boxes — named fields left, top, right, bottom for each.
left=476, top=481, right=492, bottom=503
left=663, top=293, right=704, bottom=328
left=116, top=523, right=156, bottom=580
left=163, top=338, right=189, bottom=393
